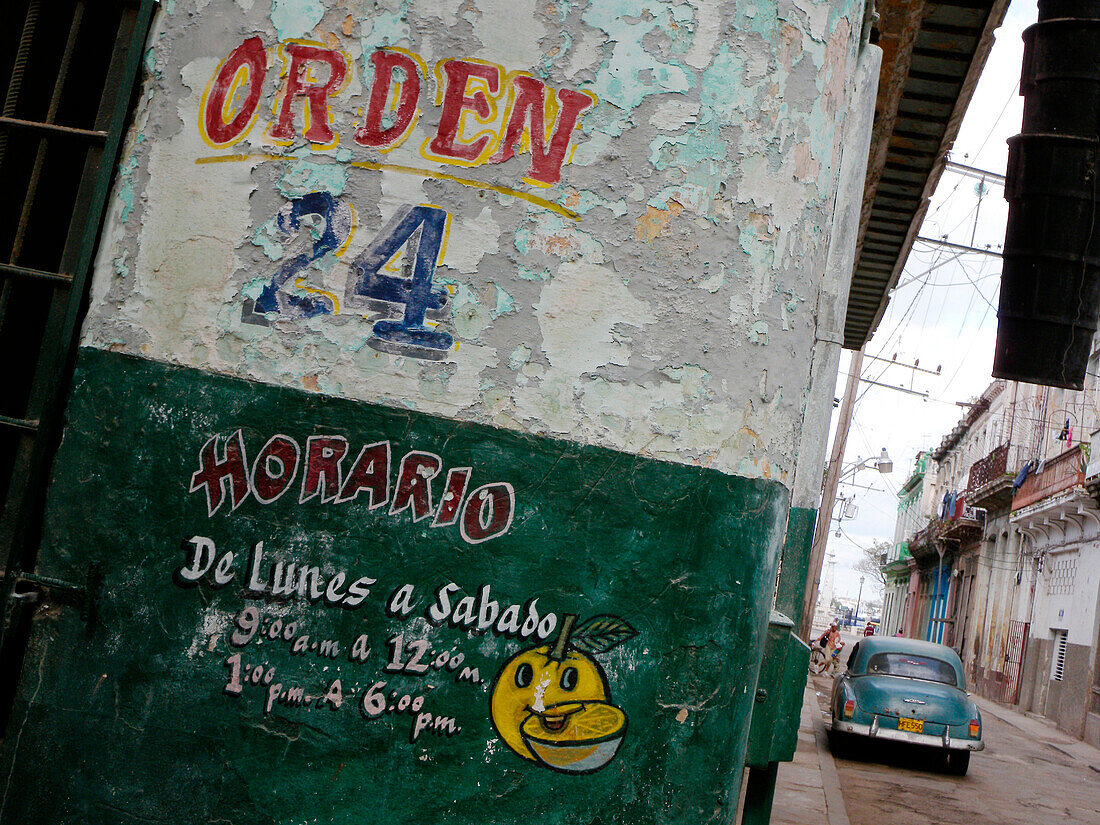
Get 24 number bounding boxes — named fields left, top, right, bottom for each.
left=244, top=194, right=453, bottom=359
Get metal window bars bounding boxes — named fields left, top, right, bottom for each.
left=0, top=0, right=155, bottom=731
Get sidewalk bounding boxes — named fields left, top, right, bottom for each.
left=768, top=683, right=849, bottom=825
left=971, top=694, right=1100, bottom=772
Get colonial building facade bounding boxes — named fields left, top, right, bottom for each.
left=886, top=352, right=1100, bottom=747
left=882, top=450, right=935, bottom=637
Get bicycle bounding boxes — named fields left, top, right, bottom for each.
left=808, top=642, right=844, bottom=676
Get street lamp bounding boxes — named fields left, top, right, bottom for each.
left=854, top=576, right=865, bottom=627
left=801, top=447, right=894, bottom=638
left=840, top=448, right=893, bottom=480
left=875, top=447, right=893, bottom=474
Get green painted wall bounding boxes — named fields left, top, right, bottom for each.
left=0, top=348, right=789, bottom=824
left=774, top=507, right=816, bottom=627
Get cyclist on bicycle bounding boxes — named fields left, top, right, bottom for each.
left=809, top=623, right=846, bottom=675
left=815, top=621, right=839, bottom=648
left=817, top=621, right=844, bottom=665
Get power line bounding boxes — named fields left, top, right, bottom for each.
left=926, top=81, right=1018, bottom=231
left=852, top=420, right=899, bottom=498
left=940, top=183, right=993, bottom=241
left=913, top=248, right=946, bottom=342
left=910, top=272, right=999, bottom=288
left=970, top=79, right=1021, bottom=163
left=856, top=252, right=945, bottom=405
left=954, top=256, right=999, bottom=313
left=895, top=250, right=965, bottom=290
left=872, top=239, right=967, bottom=374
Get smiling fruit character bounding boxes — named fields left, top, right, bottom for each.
left=490, top=614, right=635, bottom=773
left=520, top=700, right=627, bottom=773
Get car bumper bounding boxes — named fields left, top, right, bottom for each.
left=832, top=718, right=984, bottom=751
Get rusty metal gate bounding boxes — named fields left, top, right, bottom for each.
left=1000, top=620, right=1029, bottom=704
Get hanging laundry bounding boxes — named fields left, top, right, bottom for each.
left=1057, top=419, right=1070, bottom=441
left=1012, top=460, right=1034, bottom=490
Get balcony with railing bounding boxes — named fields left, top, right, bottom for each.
left=967, top=442, right=1024, bottom=510
left=1012, top=445, right=1085, bottom=511
left=881, top=541, right=911, bottom=582
left=909, top=522, right=940, bottom=564
left=906, top=495, right=986, bottom=565
left=941, top=500, right=985, bottom=546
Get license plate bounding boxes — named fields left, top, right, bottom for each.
left=898, top=717, right=924, bottom=733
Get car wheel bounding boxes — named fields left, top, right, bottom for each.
left=828, top=729, right=850, bottom=759
left=945, top=750, right=970, bottom=776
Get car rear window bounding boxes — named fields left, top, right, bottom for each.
left=865, top=653, right=959, bottom=686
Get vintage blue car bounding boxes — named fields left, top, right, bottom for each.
left=829, top=636, right=983, bottom=775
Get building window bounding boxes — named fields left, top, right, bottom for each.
left=0, top=0, right=155, bottom=733
left=1047, top=554, right=1077, bottom=595
left=1051, top=629, right=1068, bottom=682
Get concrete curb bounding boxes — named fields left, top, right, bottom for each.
left=810, top=689, right=851, bottom=825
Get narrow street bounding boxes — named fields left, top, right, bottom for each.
left=808, top=673, right=1100, bottom=824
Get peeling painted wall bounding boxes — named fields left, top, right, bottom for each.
left=85, top=0, right=871, bottom=489
left=0, top=3, right=888, bottom=820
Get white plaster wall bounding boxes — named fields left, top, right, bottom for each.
left=789, top=42, right=879, bottom=509
left=918, top=463, right=939, bottom=519
left=85, top=0, right=873, bottom=487
left=1029, top=525, right=1100, bottom=646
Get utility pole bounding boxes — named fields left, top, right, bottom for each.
left=914, top=236, right=1002, bottom=257
left=863, top=353, right=942, bottom=375
left=944, top=159, right=1006, bottom=183
left=800, top=345, right=865, bottom=640
left=859, top=377, right=929, bottom=397
left=854, top=576, right=865, bottom=628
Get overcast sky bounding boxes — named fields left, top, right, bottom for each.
left=821, top=0, right=1037, bottom=604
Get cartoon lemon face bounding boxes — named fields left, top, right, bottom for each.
left=490, top=613, right=636, bottom=774
left=490, top=646, right=610, bottom=760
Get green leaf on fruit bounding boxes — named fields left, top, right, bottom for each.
left=569, top=615, right=637, bottom=655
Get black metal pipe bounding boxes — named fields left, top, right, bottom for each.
left=994, top=2, right=1100, bottom=388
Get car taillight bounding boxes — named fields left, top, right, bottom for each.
left=969, top=719, right=980, bottom=738
left=843, top=699, right=855, bottom=720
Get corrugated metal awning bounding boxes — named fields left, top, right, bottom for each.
left=845, top=0, right=1010, bottom=349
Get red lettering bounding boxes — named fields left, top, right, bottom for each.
left=460, top=483, right=514, bottom=544
left=189, top=431, right=251, bottom=516
left=251, top=435, right=300, bottom=503
left=390, top=452, right=442, bottom=522
left=300, top=436, right=349, bottom=503
left=355, top=50, right=421, bottom=149
left=427, top=60, right=501, bottom=162
left=202, top=37, right=267, bottom=146
left=432, top=467, right=471, bottom=526
left=272, top=43, right=347, bottom=144
left=493, top=76, right=593, bottom=185
left=336, top=441, right=391, bottom=507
